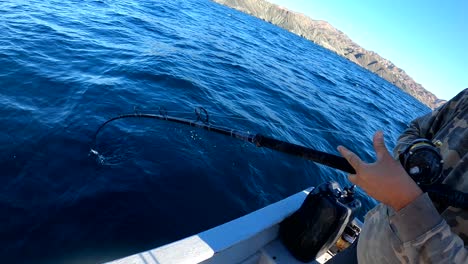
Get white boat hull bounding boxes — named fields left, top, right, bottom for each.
left=108, top=188, right=335, bottom=264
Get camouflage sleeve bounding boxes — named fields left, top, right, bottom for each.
left=387, top=89, right=468, bottom=262
left=393, top=88, right=468, bottom=157
left=390, top=193, right=468, bottom=262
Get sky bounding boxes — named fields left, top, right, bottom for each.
left=268, top=0, right=467, bottom=100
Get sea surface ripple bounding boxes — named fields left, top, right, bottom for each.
left=0, top=0, right=429, bottom=263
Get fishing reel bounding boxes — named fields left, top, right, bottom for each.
left=398, top=139, right=444, bottom=186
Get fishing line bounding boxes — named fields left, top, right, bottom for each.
left=127, top=107, right=353, bottom=136
left=207, top=113, right=352, bottom=136
left=90, top=106, right=468, bottom=209
left=91, top=107, right=356, bottom=174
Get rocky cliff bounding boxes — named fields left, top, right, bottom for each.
left=213, top=0, right=445, bottom=108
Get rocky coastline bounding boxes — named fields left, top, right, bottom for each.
left=212, top=0, right=445, bottom=108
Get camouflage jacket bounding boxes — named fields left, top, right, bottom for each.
left=358, top=89, right=468, bottom=263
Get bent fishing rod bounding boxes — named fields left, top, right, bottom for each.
left=91, top=107, right=356, bottom=174
left=91, top=107, right=468, bottom=208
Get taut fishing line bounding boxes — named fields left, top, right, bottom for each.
left=90, top=107, right=355, bottom=173
left=90, top=107, right=468, bottom=209
left=115, top=107, right=354, bottom=136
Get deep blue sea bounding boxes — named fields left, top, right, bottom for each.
left=0, top=0, right=430, bottom=263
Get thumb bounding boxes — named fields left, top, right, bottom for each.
left=338, top=145, right=363, bottom=171
left=348, top=174, right=359, bottom=185
left=373, top=131, right=391, bottom=161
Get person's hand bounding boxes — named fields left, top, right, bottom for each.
left=337, top=131, right=423, bottom=211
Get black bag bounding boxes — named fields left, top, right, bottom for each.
left=279, top=181, right=361, bottom=262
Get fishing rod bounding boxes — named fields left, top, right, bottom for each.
left=91, top=106, right=468, bottom=209
left=91, top=107, right=356, bottom=174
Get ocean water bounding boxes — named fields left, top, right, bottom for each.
left=0, top=0, right=430, bottom=263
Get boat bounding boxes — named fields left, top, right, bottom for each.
left=107, top=185, right=361, bottom=264
left=94, top=111, right=362, bottom=264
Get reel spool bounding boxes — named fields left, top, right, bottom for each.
left=398, top=139, right=444, bottom=186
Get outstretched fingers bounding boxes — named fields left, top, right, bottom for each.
left=373, top=131, right=391, bottom=161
